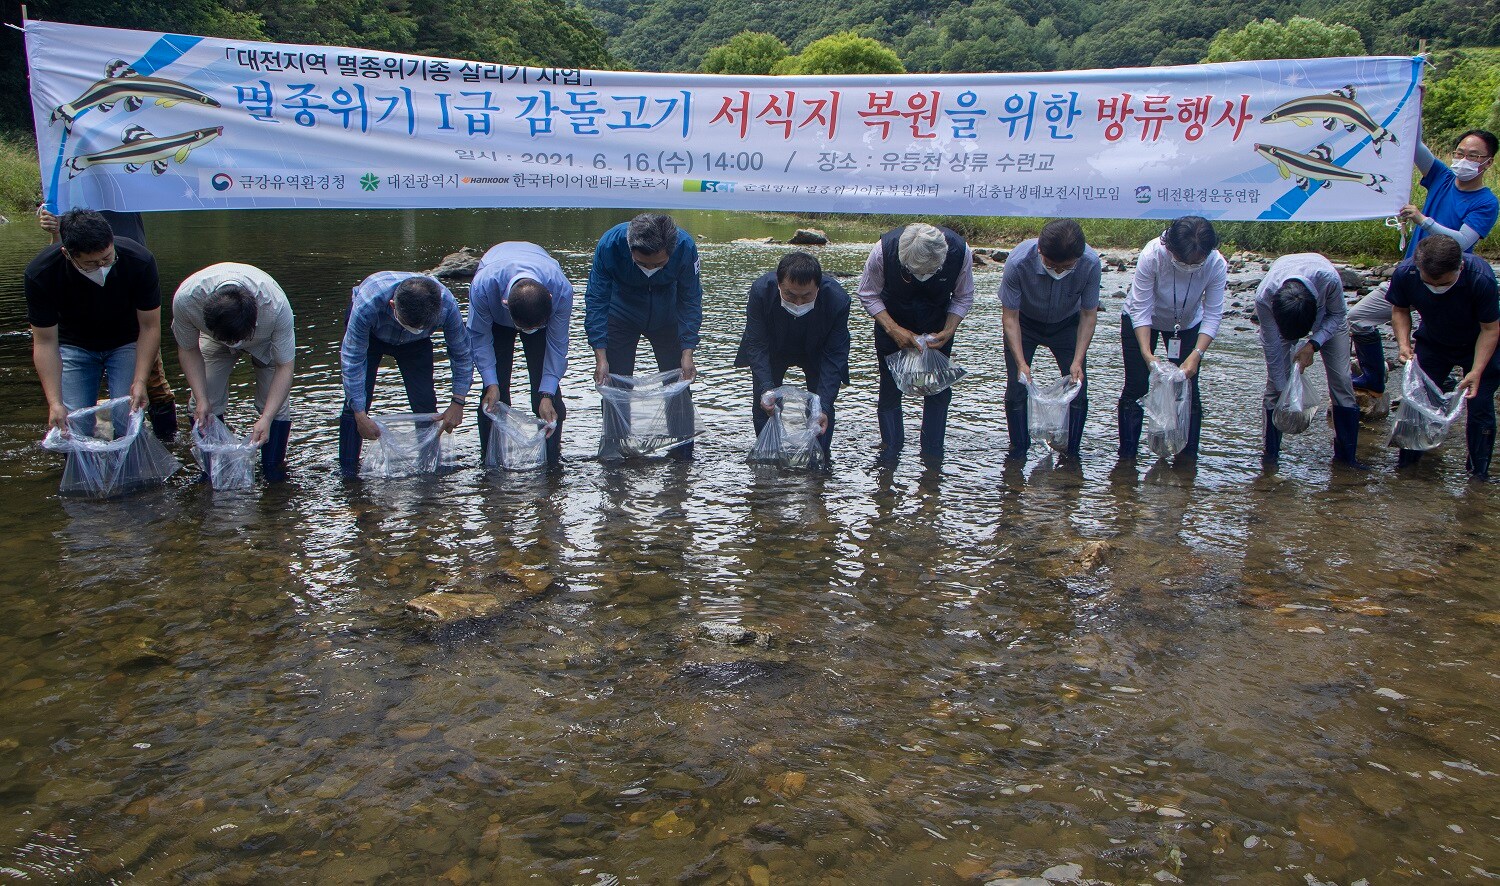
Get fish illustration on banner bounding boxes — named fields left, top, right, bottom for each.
left=65, top=124, right=223, bottom=177
left=1254, top=142, right=1390, bottom=193
left=50, top=59, right=220, bottom=132
left=1259, top=86, right=1398, bottom=156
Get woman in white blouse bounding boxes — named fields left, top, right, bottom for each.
left=1117, top=216, right=1227, bottom=464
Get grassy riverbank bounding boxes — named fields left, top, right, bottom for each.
left=0, top=133, right=40, bottom=219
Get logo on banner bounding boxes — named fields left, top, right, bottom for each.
left=684, top=180, right=736, bottom=193
left=210, top=173, right=233, bottom=191
left=1135, top=186, right=1151, bottom=204
left=360, top=173, right=380, bottom=192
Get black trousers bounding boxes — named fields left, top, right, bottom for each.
left=605, top=321, right=693, bottom=458
left=751, top=362, right=835, bottom=453
left=476, top=323, right=566, bottom=467
left=338, top=336, right=436, bottom=477
left=1003, top=313, right=1086, bottom=456
left=1117, top=313, right=1202, bottom=460
left=1400, top=341, right=1500, bottom=477
left=873, top=323, right=953, bottom=459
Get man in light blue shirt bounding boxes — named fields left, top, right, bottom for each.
left=338, top=271, right=472, bottom=478
left=999, top=219, right=1102, bottom=460
left=468, top=242, right=573, bottom=467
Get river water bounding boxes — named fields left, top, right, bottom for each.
left=0, top=209, right=1496, bottom=884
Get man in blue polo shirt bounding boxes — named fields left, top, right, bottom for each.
left=998, top=219, right=1101, bottom=461
left=1387, top=234, right=1500, bottom=480
left=338, top=272, right=473, bottom=478
left=469, top=242, right=573, bottom=468
left=585, top=213, right=702, bottom=459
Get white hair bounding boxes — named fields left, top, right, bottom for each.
left=898, top=224, right=948, bottom=278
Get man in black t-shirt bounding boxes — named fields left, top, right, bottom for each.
left=24, top=210, right=163, bottom=434
left=1387, top=234, right=1500, bottom=479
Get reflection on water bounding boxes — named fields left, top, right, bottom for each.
left=0, top=210, right=1497, bottom=883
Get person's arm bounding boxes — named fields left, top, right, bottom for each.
left=36, top=207, right=60, bottom=244
left=742, top=285, right=776, bottom=406
left=1124, top=246, right=1157, bottom=340
left=926, top=249, right=974, bottom=347
left=676, top=237, right=702, bottom=382
left=1179, top=260, right=1226, bottom=378
left=250, top=360, right=295, bottom=444
left=1309, top=271, right=1347, bottom=349
left=1459, top=321, right=1499, bottom=399
left=340, top=294, right=379, bottom=439
left=29, top=325, right=69, bottom=432
left=131, top=308, right=160, bottom=410
left=1002, top=308, right=1029, bottom=381
left=468, top=278, right=500, bottom=410
left=1071, top=308, right=1098, bottom=382
left=440, top=296, right=472, bottom=431
left=815, top=292, right=850, bottom=425
left=586, top=240, right=614, bottom=384
left=177, top=334, right=212, bottom=428
left=1391, top=305, right=1415, bottom=363
left=539, top=276, right=572, bottom=397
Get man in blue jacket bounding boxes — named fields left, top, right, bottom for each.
left=586, top=213, right=703, bottom=458
left=468, top=241, right=573, bottom=468
left=735, top=251, right=850, bottom=456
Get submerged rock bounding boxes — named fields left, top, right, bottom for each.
left=424, top=247, right=482, bottom=281
left=788, top=228, right=828, bottom=245
left=697, top=620, right=774, bottom=648
left=405, top=591, right=505, bottom=621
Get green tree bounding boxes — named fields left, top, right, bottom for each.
left=1203, top=15, right=1365, bottom=62
left=700, top=31, right=788, bottom=75
left=773, top=30, right=903, bottom=75
left=1423, top=49, right=1500, bottom=151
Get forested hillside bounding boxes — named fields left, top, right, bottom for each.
left=579, top=0, right=1496, bottom=73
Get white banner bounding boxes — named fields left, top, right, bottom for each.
left=28, top=20, right=1423, bottom=221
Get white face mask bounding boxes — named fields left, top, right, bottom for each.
left=912, top=270, right=936, bottom=282
left=1426, top=280, right=1456, bottom=295
left=637, top=264, right=662, bottom=278
left=1171, top=258, right=1204, bottom=274
left=1452, top=159, right=1484, bottom=182
left=81, top=265, right=111, bottom=286
left=518, top=325, right=544, bottom=335
left=1044, top=265, right=1074, bottom=281
left=781, top=298, right=815, bottom=317
left=396, top=318, right=426, bottom=335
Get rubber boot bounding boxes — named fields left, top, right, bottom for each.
left=148, top=401, right=179, bottom=444
left=1330, top=405, right=1369, bottom=470
left=1350, top=329, right=1387, bottom=393
left=262, top=419, right=291, bottom=483
left=1065, top=401, right=1086, bottom=461
left=1465, top=422, right=1493, bottom=481
left=1004, top=399, right=1029, bottom=460
left=1262, top=408, right=1282, bottom=469
left=876, top=408, right=903, bottom=465
left=1117, top=401, right=1143, bottom=462
left=1397, top=448, right=1423, bottom=470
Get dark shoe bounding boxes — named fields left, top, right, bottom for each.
left=1397, top=448, right=1423, bottom=470
left=877, top=408, right=903, bottom=464
left=1116, top=402, right=1143, bottom=462
left=262, top=419, right=292, bottom=483
left=1330, top=405, right=1369, bottom=471
left=1262, top=407, right=1282, bottom=469
left=1350, top=330, right=1387, bottom=394
left=1466, top=423, right=1493, bottom=481
left=147, top=402, right=179, bottom=443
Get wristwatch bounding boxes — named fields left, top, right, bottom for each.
left=1309, top=340, right=1322, bottom=353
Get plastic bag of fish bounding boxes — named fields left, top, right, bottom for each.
left=884, top=335, right=967, bottom=397
left=1387, top=358, right=1465, bottom=451
left=597, top=369, right=697, bottom=460
left=748, top=385, right=827, bottom=471
left=1272, top=362, right=1325, bottom=435
left=192, top=419, right=261, bottom=490
left=40, top=397, right=181, bottom=498
left=483, top=402, right=550, bottom=471
left=359, top=412, right=456, bottom=478
left=1024, top=374, right=1082, bottom=452
left=1141, top=362, right=1193, bottom=458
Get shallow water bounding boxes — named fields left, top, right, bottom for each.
left=0, top=209, right=1497, bottom=884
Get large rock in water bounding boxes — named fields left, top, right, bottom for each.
left=425, top=247, right=483, bottom=281
left=406, top=591, right=505, bottom=621
left=788, top=228, right=828, bottom=245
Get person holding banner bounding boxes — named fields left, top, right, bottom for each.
left=469, top=241, right=572, bottom=469
left=999, top=219, right=1101, bottom=462
left=1253, top=253, right=1365, bottom=470
left=1388, top=234, right=1500, bottom=479
left=338, top=272, right=473, bottom=479
left=37, top=203, right=179, bottom=442
left=172, top=263, right=297, bottom=483
left=24, top=209, right=162, bottom=435
left=859, top=223, right=974, bottom=466
left=735, top=251, right=850, bottom=457
left=1117, top=216, right=1226, bottom=466
left=586, top=213, right=703, bottom=460
left=1348, top=129, right=1498, bottom=394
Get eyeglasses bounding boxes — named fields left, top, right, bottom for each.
left=68, top=248, right=116, bottom=271
left=1452, top=150, right=1493, bottom=163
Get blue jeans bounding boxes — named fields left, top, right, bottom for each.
left=60, top=343, right=137, bottom=438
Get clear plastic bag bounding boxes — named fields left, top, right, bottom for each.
left=885, top=335, right=967, bottom=397
left=1272, top=362, right=1325, bottom=435
left=1141, top=362, right=1192, bottom=458
left=1387, top=359, right=1465, bottom=451
left=40, top=397, right=181, bottom=498
left=598, top=369, right=697, bottom=460
left=483, top=402, right=549, bottom=471
left=359, top=412, right=456, bottom=478
left=192, top=420, right=262, bottom=490
left=748, top=385, right=826, bottom=471
left=1023, top=375, right=1082, bottom=452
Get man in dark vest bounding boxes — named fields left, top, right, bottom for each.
left=856, top=223, right=974, bottom=465
left=735, top=251, right=851, bottom=457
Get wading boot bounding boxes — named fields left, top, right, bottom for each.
left=1004, top=400, right=1029, bottom=461
left=148, top=401, right=179, bottom=444
left=1350, top=329, right=1387, bottom=393
left=1330, top=405, right=1369, bottom=470
left=1465, top=422, right=1494, bottom=481
left=262, top=419, right=292, bottom=483
left=1397, top=448, right=1423, bottom=470
left=1116, top=401, right=1143, bottom=463
left=1262, top=407, right=1282, bottom=469
left=876, top=408, right=903, bottom=466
